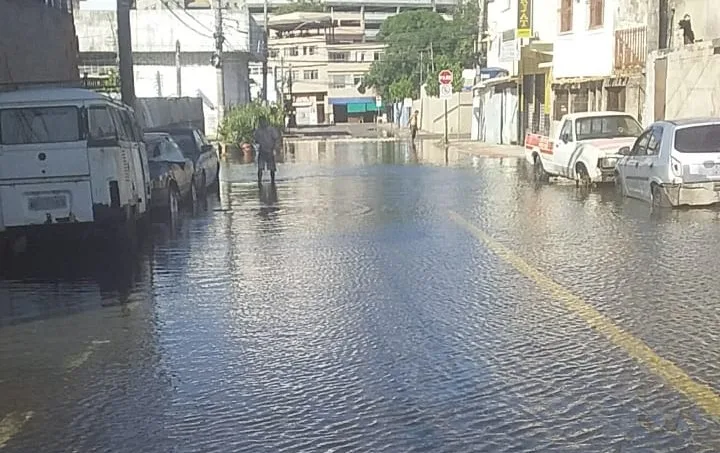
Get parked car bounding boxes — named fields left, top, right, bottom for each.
left=0, top=87, right=151, bottom=249
left=525, top=111, right=644, bottom=186
left=615, top=118, right=720, bottom=207
left=145, top=126, right=219, bottom=195
left=144, top=132, right=196, bottom=217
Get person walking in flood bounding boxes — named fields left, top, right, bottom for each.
left=253, top=116, right=280, bottom=186
left=409, top=110, right=419, bottom=141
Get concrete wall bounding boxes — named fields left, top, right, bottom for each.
left=413, top=90, right=473, bottom=136
left=554, top=0, right=618, bottom=78
left=645, top=42, right=720, bottom=125
left=0, top=0, right=79, bottom=86
left=135, top=97, right=205, bottom=132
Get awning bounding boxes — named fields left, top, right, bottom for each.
left=268, top=12, right=333, bottom=31
left=473, top=75, right=518, bottom=90
left=328, top=97, right=375, bottom=105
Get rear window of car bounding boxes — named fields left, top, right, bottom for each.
left=674, top=124, right=720, bottom=153
left=172, top=133, right=197, bottom=156
left=0, top=106, right=81, bottom=145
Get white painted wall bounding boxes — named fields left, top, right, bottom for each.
left=486, top=0, right=558, bottom=76
left=553, top=0, right=617, bottom=79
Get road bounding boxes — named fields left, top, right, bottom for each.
left=1, top=139, right=720, bottom=452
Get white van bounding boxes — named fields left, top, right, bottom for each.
left=0, top=88, right=151, bottom=243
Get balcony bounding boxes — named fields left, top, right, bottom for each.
left=614, top=26, right=647, bottom=73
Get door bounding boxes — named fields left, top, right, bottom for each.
left=552, top=118, right=576, bottom=177
left=110, top=107, right=139, bottom=210
left=0, top=105, right=88, bottom=181
left=635, top=126, right=664, bottom=201
left=621, top=129, right=652, bottom=197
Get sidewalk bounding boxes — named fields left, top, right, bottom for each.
left=447, top=140, right=526, bottom=159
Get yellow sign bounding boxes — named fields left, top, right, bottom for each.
left=517, top=0, right=532, bottom=39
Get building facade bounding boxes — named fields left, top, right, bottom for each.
left=74, top=5, right=261, bottom=134
left=0, top=0, right=79, bottom=88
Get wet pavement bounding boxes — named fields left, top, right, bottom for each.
left=1, top=139, right=720, bottom=452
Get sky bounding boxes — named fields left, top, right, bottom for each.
left=80, top=0, right=116, bottom=10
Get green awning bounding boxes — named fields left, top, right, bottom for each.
left=347, top=103, right=367, bottom=113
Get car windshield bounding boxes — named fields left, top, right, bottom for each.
left=674, top=124, right=720, bottom=153
left=170, top=132, right=198, bottom=157
left=0, top=106, right=81, bottom=145
left=575, top=115, right=643, bottom=141
left=145, top=135, right=186, bottom=163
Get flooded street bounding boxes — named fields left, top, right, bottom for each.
left=2, top=139, right=720, bottom=452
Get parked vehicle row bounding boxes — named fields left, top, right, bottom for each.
left=0, top=87, right=219, bottom=255
left=525, top=111, right=720, bottom=208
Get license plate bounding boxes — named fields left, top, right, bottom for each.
left=28, top=195, right=67, bottom=211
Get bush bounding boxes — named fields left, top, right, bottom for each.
left=218, top=102, right=284, bottom=145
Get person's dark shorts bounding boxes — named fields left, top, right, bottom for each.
left=257, top=151, right=276, bottom=172
left=411, top=126, right=418, bottom=139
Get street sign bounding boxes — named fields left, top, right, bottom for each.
left=376, top=96, right=382, bottom=108
left=439, top=84, right=453, bottom=99
left=438, top=69, right=453, bottom=85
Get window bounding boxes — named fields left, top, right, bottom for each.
left=111, top=108, right=132, bottom=141
left=0, top=106, right=80, bottom=145
left=589, top=0, right=604, bottom=28
left=330, top=75, right=348, bottom=89
left=353, top=75, right=364, bottom=86
left=269, top=48, right=279, bottom=58
left=290, top=70, right=299, bottom=81
left=560, top=120, right=573, bottom=141
left=329, top=52, right=350, bottom=62
left=674, top=124, right=720, bottom=153
left=303, top=70, right=319, bottom=80
left=87, top=106, right=118, bottom=144
left=303, top=46, right=316, bottom=56
left=284, top=47, right=299, bottom=57
left=575, top=115, right=644, bottom=141
left=373, top=52, right=381, bottom=61
left=646, top=126, right=663, bottom=155
left=560, top=0, right=573, bottom=32
left=606, top=87, right=626, bottom=112
left=630, top=130, right=651, bottom=156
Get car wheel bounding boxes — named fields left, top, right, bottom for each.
left=533, top=155, right=549, bottom=183
left=651, top=183, right=667, bottom=208
left=168, top=184, right=180, bottom=219
left=576, top=164, right=591, bottom=188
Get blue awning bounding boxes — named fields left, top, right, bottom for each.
left=328, top=97, right=375, bottom=105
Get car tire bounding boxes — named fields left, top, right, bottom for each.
left=533, top=154, right=549, bottom=183
left=614, top=172, right=625, bottom=197
left=576, top=164, right=591, bottom=188
left=651, top=183, right=667, bottom=208
left=168, top=183, right=181, bottom=220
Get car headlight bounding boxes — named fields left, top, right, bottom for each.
left=599, top=157, right=618, bottom=168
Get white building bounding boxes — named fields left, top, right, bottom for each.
left=473, top=0, right=556, bottom=144
left=74, top=6, right=262, bottom=135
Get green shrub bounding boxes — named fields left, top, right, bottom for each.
left=218, top=102, right=284, bottom=145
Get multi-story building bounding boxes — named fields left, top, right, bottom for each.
left=0, top=0, right=79, bottom=88
left=249, top=0, right=456, bottom=125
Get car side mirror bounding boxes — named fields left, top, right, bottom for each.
left=561, top=133, right=569, bottom=143
left=618, top=146, right=630, bottom=155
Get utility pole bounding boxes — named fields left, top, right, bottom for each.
left=175, top=40, right=182, bottom=97
left=213, top=0, right=225, bottom=127
left=117, top=0, right=135, bottom=106
left=287, top=64, right=296, bottom=128
left=261, top=0, right=269, bottom=102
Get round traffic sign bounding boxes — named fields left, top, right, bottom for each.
left=438, top=69, right=453, bottom=85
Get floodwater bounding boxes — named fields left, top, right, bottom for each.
left=1, top=139, right=720, bottom=452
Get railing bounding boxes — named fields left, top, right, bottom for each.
left=614, top=26, right=647, bottom=72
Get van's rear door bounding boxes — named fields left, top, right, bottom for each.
left=0, top=105, right=89, bottom=180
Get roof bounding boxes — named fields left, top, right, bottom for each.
left=145, top=126, right=195, bottom=134
left=564, top=111, right=637, bottom=120
left=268, top=12, right=332, bottom=31
left=0, top=88, right=115, bottom=105
left=665, top=117, right=720, bottom=127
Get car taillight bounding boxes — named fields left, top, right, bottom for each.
left=671, top=157, right=683, bottom=176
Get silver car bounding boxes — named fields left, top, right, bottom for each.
left=615, top=117, right=720, bottom=207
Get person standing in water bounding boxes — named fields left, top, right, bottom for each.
left=253, top=116, right=280, bottom=185
left=409, top=110, right=419, bottom=141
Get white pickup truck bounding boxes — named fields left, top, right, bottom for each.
left=525, top=111, right=644, bottom=185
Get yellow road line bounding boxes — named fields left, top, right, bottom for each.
left=0, top=411, right=33, bottom=449
left=448, top=210, right=720, bottom=419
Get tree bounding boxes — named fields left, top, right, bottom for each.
left=275, top=0, right=324, bottom=15
left=364, top=1, right=479, bottom=100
